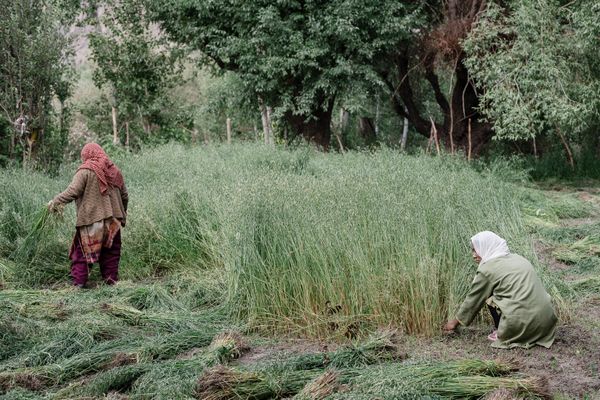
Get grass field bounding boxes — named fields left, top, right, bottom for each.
left=1, top=144, right=598, bottom=398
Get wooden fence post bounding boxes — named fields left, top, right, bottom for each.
left=226, top=118, right=232, bottom=144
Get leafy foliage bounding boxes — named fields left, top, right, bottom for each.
left=0, top=0, right=73, bottom=166
left=464, top=0, right=600, bottom=142
left=149, top=0, right=423, bottom=145
left=89, top=0, right=184, bottom=145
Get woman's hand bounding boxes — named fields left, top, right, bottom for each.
left=47, top=200, right=63, bottom=214
left=443, top=319, right=460, bottom=333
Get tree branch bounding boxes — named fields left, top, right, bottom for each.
left=394, top=52, right=435, bottom=138
left=424, top=64, right=451, bottom=114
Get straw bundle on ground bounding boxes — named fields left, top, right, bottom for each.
left=484, top=387, right=521, bottom=400
left=207, top=331, right=250, bottom=364
left=197, top=360, right=549, bottom=400
left=270, top=329, right=404, bottom=372
left=52, top=364, right=150, bottom=399
left=196, top=365, right=322, bottom=400
left=293, top=370, right=341, bottom=400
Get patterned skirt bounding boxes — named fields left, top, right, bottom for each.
left=70, top=218, right=121, bottom=264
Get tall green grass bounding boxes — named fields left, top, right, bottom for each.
left=0, top=144, right=550, bottom=336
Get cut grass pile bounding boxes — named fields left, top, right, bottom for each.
left=0, top=144, right=562, bottom=336
left=0, top=282, right=552, bottom=399
left=0, top=280, right=233, bottom=398
left=522, top=187, right=600, bottom=296
left=196, top=359, right=548, bottom=400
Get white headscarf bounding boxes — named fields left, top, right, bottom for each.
left=471, top=231, right=510, bottom=265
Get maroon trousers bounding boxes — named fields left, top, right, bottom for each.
left=70, top=230, right=121, bottom=286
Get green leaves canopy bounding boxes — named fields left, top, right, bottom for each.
left=0, top=0, right=73, bottom=164
left=464, top=0, right=600, bottom=142
left=149, top=0, right=423, bottom=120
left=89, top=0, right=181, bottom=122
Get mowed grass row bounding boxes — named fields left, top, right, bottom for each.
left=1, top=144, right=552, bottom=336
left=0, top=285, right=550, bottom=400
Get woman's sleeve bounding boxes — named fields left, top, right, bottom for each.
left=455, top=271, right=494, bottom=326
left=53, top=170, right=87, bottom=204
left=121, top=183, right=129, bottom=213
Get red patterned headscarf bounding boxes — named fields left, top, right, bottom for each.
left=78, top=143, right=124, bottom=195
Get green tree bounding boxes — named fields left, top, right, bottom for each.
left=0, top=0, right=73, bottom=166
left=372, top=0, right=499, bottom=156
left=463, top=0, right=600, bottom=166
left=89, top=0, right=182, bottom=146
left=149, top=0, right=421, bottom=149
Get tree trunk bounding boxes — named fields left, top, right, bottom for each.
left=260, top=101, right=272, bottom=145
left=226, top=117, right=232, bottom=144
left=111, top=106, right=119, bottom=145
left=336, top=108, right=348, bottom=153
left=283, top=99, right=335, bottom=150
left=191, top=128, right=198, bottom=144
left=358, top=117, right=377, bottom=146
left=556, top=127, right=575, bottom=170
left=375, top=97, right=380, bottom=136
left=339, top=107, right=349, bottom=133
left=386, top=59, right=493, bottom=156
left=259, top=97, right=274, bottom=145
left=401, top=111, right=409, bottom=151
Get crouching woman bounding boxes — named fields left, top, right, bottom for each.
left=49, top=143, right=128, bottom=288
left=444, top=231, right=558, bottom=349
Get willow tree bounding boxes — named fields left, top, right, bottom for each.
left=464, top=0, right=600, bottom=166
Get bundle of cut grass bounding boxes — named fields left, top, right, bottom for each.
left=430, top=375, right=549, bottom=399
left=11, top=207, right=54, bottom=262
left=484, top=387, right=520, bottom=400
left=52, top=363, right=150, bottom=399
left=293, top=370, right=341, bottom=400
left=553, top=236, right=600, bottom=272
left=197, top=360, right=547, bottom=400
left=0, top=387, right=45, bottom=400
left=570, top=276, right=600, bottom=294
left=328, top=359, right=548, bottom=399
left=124, top=284, right=187, bottom=311
left=130, top=360, right=203, bottom=399
left=569, top=235, right=600, bottom=255
left=100, top=303, right=194, bottom=332
left=139, top=323, right=227, bottom=361
left=268, top=329, right=404, bottom=372
left=0, top=370, right=48, bottom=393
left=100, top=302, right=227, bottom=334
left=207, top=331, right=250, bottom=364
left=196, top=365, right=323, bottom=400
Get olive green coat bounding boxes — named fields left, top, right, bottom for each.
left=456, top=253, right=557, bottom=349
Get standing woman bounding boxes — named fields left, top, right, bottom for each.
left=444, top=231, right=558, bottom=349
left=49, top=143, right=128, bottom=288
